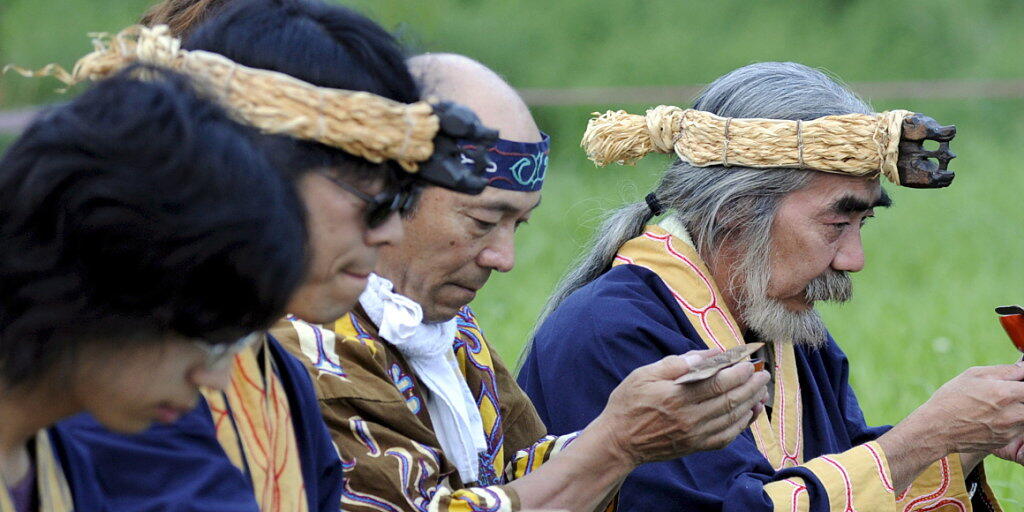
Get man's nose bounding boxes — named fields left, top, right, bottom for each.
left=478, top=229, right=515, bottom=273
left=832, top=227, right=865, bottom=273
left=190, top=363, right=233, bottom=391
left=365, top=212, right=404, bottom=247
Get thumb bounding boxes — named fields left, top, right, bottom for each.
left=645, top=351, right=707, bottom=380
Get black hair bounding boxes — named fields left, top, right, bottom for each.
left=141, top=0, right=234, bottom=39
left=184, top=0, right=421, bottom=188
left=0, top=67, right=308, bottom=387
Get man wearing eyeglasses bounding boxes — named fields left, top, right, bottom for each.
left=53, top=3, right=497, bottom=512
left=272, top=53, right=769, bottom=512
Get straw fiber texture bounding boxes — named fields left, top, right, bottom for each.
left=5, top=25, right=438, bottom=172
left=582, top=105, right=912, bottom=185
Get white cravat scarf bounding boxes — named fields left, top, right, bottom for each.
left=359, top=273, right=487, bottom=483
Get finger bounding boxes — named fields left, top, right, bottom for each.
left=683, top=363, right=762, bottom=403
left=722, top=408, right=756, bottom=442
left=642, top=355, right=696, bottom=381
left=759, top=385, right=770, bottom=406
left=703, top=408, right=756, bottom=450
left=748, top=385, right=770, bottom=424
left=721, top=386, right=765, bottom=429
left=750, top=403, right=765, bottom=424
left=998, top=403, right=1024, bottom=433
left=728, top=376, right=769, bottom=418
left=695, top=401, right=754, bottom=439
left=688, top=364, right=770, bottom=403
left=998, top=381, right=1024, bottom=403
left=969, top=362, right=1024, bottom=382
left=687, top=371, right=769, bottom=428
left=686, top=348, right=724, bottom=359
left=644, top=349, right=722, bottom=381
left=679, top=349, right=725, bottom=372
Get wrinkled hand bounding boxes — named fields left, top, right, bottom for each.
left=993, top=435, right=1024, bottom=465
left=910, top=363, right=1024, bottom=455
left=591, top=349, right=770, bottom=466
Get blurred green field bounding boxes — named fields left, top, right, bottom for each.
left=3, top=0, right=1023, bottom=504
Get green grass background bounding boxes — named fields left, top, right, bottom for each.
left=3, top=0, right=1023, bottom=504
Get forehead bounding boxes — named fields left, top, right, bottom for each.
left=783, top=173, right=883, bottom=213
left=451, top=186, right=542, bottom=215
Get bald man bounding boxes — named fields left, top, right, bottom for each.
left=273, top=54, right=769, bottom=512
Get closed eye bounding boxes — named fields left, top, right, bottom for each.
left=472, top=217, right=497, bottom=231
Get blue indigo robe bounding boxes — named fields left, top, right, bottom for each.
left=55, top=335, right=342, bottom=512
left=519, top=224, right=997, bottom=511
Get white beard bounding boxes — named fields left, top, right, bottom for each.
left=738, top=263, right=852, bottom=347
left=741, top=293, right=830, bottom=347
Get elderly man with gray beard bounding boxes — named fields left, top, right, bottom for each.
left=519, top=62, right=1024, bottom=511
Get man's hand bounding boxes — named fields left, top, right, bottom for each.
left=879, top=362, right=1024, bottom=492
left=993, top=436, right=1024, bottom=465
left=509, top=350, right=767, bottom=512
left=589, top=350, right=770, bottom=467
left=919, top=363, right=1024, bottom=454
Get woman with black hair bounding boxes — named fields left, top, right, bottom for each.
left=51, top=1, right=497, bottom=511
left=0, top=68, right=307, bottom=512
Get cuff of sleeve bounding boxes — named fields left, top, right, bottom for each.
left=437, top=486, right=517, bottom=512
left=764, top=441, right=896, bottom=511
left=503, top=484, right=521, bottom=511
left=806, top=441, right=897, bottom=510
left=897, top=452, right=972, bottom=511
left=505, top=432, right=581, bottom=481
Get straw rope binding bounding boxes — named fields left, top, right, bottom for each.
left=4, top=25, right=438, bottom=172
left=581, top=105, right=913, bottom=185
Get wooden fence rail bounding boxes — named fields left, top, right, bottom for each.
left=2, top=78, right=1023, bottom=136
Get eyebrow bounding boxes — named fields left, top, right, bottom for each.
left=472, top=196, right=543, bottom=216
left=829, top=189, right=892, bottom=215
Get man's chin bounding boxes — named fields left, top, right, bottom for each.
left=422, top=305, right=461, bottom=325
left=421, top=294, right=469, bottom=324
left=422, top=285, right=479, bottom=324
left=779, top=298, right=815, bottom=313
left=95, top=414, right=155, bottom=435
left=742, top=298, right=828, bottom=347
left=290, top=298, right=359, bottom=325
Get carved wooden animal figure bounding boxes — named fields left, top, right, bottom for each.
left=897, top=114, right=956, bottom=188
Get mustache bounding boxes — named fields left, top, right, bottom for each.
left=804, top=270, right=852, bottom=303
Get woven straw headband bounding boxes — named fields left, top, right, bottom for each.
left=581, top=105, right=957, bottom=188
left=6, top=25, right=454, bottom=174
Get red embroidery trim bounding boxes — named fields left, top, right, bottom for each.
left=901, top=457, right=952, bottom=512
left=864, top=444, right=895, bottom=493
left=821, top=456, right=857, bottom=512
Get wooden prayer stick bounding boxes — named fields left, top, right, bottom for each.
left=675, top=343, right=764, bottom=384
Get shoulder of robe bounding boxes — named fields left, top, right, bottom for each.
left=542, top=264, right=685, bottom=337
left=269, top=315, right=406, bottom=403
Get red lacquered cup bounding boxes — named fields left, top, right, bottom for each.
left=995, top=305, right=1024, bottom=353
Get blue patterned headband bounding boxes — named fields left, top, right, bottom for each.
left=459, top=133, right=549, bottom=192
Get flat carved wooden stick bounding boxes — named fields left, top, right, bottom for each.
left=675, top=343, right=765, bottom=384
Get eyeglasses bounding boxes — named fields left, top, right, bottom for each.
left=193, top=332, right=260, bottom=370
left=318, top=171, right=418, bottom=229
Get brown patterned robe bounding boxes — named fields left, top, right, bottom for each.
left=271, top=306, right=579, bottom=512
